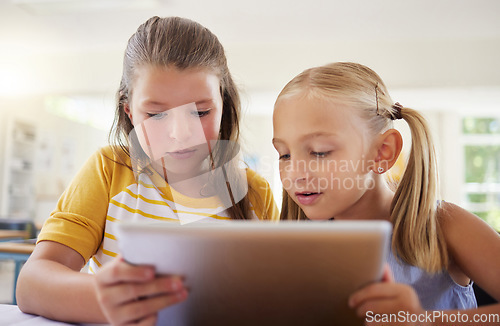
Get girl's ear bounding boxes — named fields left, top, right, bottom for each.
left=372, top=129, right=403, bottom=174
left=124, top=103, right=133, bottom=124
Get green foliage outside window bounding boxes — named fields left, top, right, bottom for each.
left=463, top=117, right=500, bottom=135
left=463, top=117, right=500, bottom=231
left=467, top=195, right=500, bottom=231
left=464, top=146, right=500, bottom=183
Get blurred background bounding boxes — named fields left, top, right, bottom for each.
left=0, top=0, right=499, bottom=231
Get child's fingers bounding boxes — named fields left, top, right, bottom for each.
left=348, top=283, right=399, bottom=309
left=114, top=290, right=188, bottom=325
left=381, top=264, right=394, bottom=282
left=104, top=276, right=186, bottom=306
left=97, top=257, right=155, bottom=286
left=133, top=314, right=157, bottom=326
left=353, top=297, right=396, bottom=319
left=349, top=283, right=423, bottom=322
left=349, top=265, right=395, bottom=308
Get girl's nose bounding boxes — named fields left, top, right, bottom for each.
left=168, top=113, right=193, bottom=142
left=283, top=159, right=309, bottom=186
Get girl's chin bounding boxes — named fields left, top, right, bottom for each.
left=152, top=160, right=205, bottom=176
left=306, top=216, right=333, bottom=221
left=298, top=208, right=333, bottom=221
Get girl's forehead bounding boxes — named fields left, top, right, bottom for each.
left=134, top=64, right=219, bottom=82
left=130, top=65, right=222, bottom=103
left=275, top=95, right=359, bottom=124
left=273, top=94, right=369, bottom=143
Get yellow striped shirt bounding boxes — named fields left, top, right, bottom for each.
left=37, top=146, right=279, bottom=271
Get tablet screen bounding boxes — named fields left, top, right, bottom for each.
left=116, top=220, right=391, bottom=326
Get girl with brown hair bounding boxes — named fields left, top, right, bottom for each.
left=17, top=16, right=278, bottom=325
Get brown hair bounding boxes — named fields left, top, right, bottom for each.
left=276, top=62, right=447, bottom=273
left=108, top=16, right=255, bottom=220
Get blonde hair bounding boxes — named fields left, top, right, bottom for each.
left=276, top=62, right=447, bottom=273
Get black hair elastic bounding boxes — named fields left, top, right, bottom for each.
left=391, top=102, right=404, bottom=120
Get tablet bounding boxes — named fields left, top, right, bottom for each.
left=115, top=220, right=392, bottom=326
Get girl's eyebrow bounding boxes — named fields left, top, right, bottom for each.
left=143, top=98, right=214, bottom=108
left=195, top=99, right=215, bottom=106
left=272, top=132, right=337, bottom=145
left=299, top=131, right=338, bottom=140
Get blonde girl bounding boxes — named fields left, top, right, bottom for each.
left=17, top=16, right=278, bottom=325
left=273, top=62, right=500, bottom=325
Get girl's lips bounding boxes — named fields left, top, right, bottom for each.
left=295, top=192, right=322, bottom=205
left=167, top=149, right=196, bottom=159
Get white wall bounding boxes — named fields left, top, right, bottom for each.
left=2, top=36, right=500, bottom=99
left=239, top=87, right=500, bottom=209
left=1, top=28, right=499, bottom=220
left=0, top=96, right=108, bottom=224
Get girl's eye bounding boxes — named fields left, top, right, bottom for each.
left=147, top=112, right=167, bottom=120
left=279, top=154, right=290, bottom=160
left=192, top=109, right=211, bottom=118
left=311, top=151, right=331, bottom=158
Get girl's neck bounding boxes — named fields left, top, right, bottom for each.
left=168, top=173, right=213, bottom=198
left=151, top=160, right=213, bottom=198
left=334, top=175, right=394, bottom=222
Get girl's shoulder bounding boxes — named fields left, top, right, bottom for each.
left=83, top=145, right=134, bottom=184
left=98, top=145, right=130, bottom=164
left=437, top=200, right=499, bottom=264
left=244, top=168, right=279, bottom=221
left=437, top=201, right=489, bottom=232
left=92, top=145, right=133, bottom=172
left=437, top=201, right=471, bottom=222
left=437, top=202, right=500, bottom=297
left=245, top=168, right=272, bottom=193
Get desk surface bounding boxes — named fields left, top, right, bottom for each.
left=0, top=304, right=108, bottom=326
left=0, top=230, right=29, bottom=240
left=0, top=242, right=35, bottom=254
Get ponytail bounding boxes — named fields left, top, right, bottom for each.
left=390, top=107, right=448, bottom=273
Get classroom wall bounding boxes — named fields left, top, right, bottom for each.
left=3, top=37, right=500, bottom=98
left=1, top=38, right=499, bottom=223
left=0, top=96, right=108, bottom=225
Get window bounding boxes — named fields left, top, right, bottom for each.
left=44, top=95, right=114, bottom=131
left=462, top=117, right=500, bottom=231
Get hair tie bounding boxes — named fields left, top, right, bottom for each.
left=391, top=102, right=403, bottom=120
